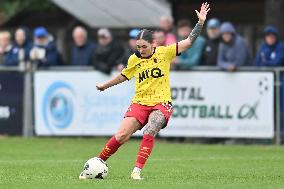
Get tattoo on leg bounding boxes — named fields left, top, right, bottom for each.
left=189, top=22, right=203, bottom=44
left=143, top=110, right=166, bottom=136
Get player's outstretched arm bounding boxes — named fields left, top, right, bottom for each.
left=177, top=2, right=210, bottom=54
left=96, top=74, right=127, bottom=91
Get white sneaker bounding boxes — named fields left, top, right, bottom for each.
left=79, top=171, right=87, bottom=180
left=131, top=170, right=143, bottom=180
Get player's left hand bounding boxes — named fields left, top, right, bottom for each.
left=195, top=2, right=210, bottom=24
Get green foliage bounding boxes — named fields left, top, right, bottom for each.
left=0, top=0, right=55, bottom=18
left=0, top=137, right=283, bottom=189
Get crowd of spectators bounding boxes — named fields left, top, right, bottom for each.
left=0, top=16, right=284, bottom=73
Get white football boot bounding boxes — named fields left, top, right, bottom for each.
left=131, top=167, right=143, bottom=180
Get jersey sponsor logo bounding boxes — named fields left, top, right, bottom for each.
left=138, top=68, right=164, bottom=83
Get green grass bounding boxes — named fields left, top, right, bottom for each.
left=0, top=137, right=283, bottom=189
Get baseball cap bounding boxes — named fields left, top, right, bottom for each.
left=34, top=27, right=48, bottom=37
left=129, top=29, right=140, bottom=38
left=97, top=28, right=111, bottom=38
left=264, top=26, right=279, bottom=37
left=207, top=18, right=221, bottom=29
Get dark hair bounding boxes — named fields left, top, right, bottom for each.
left=177, top=19, right=192, bottom=29
left=136, top=29, right=154, bottom=43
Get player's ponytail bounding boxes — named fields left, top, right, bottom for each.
left=136, top=29, right=154, bottom=43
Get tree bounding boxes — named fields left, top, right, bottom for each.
left=0, top=0, right=55, bottom=19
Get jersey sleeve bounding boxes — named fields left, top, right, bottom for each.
left=164, top=43, right=179, bottom=61
left=121, top=55, right=136, bottom=80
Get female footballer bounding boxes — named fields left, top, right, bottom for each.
left=80, top=3, right=210, bottom=180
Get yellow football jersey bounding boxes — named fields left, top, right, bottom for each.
left=121, top=43, right=178, bottom=106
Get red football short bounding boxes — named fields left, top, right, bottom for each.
left=124, top=103, right=173, bottom=128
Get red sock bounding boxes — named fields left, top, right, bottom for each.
left=98, top=136, right=122, bottom=161
left=135, top=134, right=155, bottom=169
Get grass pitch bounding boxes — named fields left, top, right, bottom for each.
left=0, top=137, right=283, bottom=189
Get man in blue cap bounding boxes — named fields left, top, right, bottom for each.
left=202, top=18, right=221, bottom=66
left=30, top=26, right=63, bottom=67
left=116, top=29, right=140, bottom=70
left=126, top=28, right=140, bottom=56
left=255, top=26, right=284, bottom=66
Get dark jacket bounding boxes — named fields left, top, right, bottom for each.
left=71, top=41, right=96, bottom=66
left=255, top=26, right=284, bottom=67
left=93, top=39, right=125, bottom=74
left=31, top=39, right=63, bottom=67
left=217, top=22, right=252, bottom=69
left=4, top=27, right=33, bottom=66
left=5, top=42, right=33, bottom=66
left=202, top=37, right=221, bottom=66
left=3, top=45, right=18, bottom=66
left=117, top=45, right=136, bottom=66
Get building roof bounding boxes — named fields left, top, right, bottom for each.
left=51, top=0, right=171, bottom=28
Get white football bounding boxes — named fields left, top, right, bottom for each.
left=83, top=157, right=108, bottom=179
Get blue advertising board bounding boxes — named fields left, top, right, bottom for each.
left=0, top=71, right=24, bottom=135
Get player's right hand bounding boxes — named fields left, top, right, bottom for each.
left=195, top=2, right=210, bottom=24
left=96, top=84, right=106, bottom=91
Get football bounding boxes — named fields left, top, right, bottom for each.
left=82, top=157, right=108, bottom=179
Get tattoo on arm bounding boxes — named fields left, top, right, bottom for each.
left=189, top=22, right=204, bottom=44
left=143, top=110, right=166, bottom=136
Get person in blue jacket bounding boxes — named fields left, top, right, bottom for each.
left=217, top=22, right=251, bottom=71
left=6, top=27, right=33, bottom=66
left=0, top=31, right=17, bottom=66
left=255, top=26, right=284, bottom=67
left=29, top=27, right=63, bottom=67
left=71, top=26, right=96, bottom=66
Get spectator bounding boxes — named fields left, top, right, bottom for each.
left=255, top=26, right=284, bottom=67
left=71, top=26, right=96, bottom=66
left=117, top=29, right=140, bottom=70
left=217, top=22, right=251, bottom=71
left=153, top=29, right=166, bottom=47
left=173, top=19, right=205, bottom=69
left=159, top=15, right=176, bottom=45
left=93, top=28, right=125, bottom=74
left=30, top=27, right=63, bottom=67
left=11, top=27, right=33, bottom=67
left=202, top=18, right=221, bottom=66
left=0, top=32, right=5, bottom=65
left=0, top=31, right=17, bottom=66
